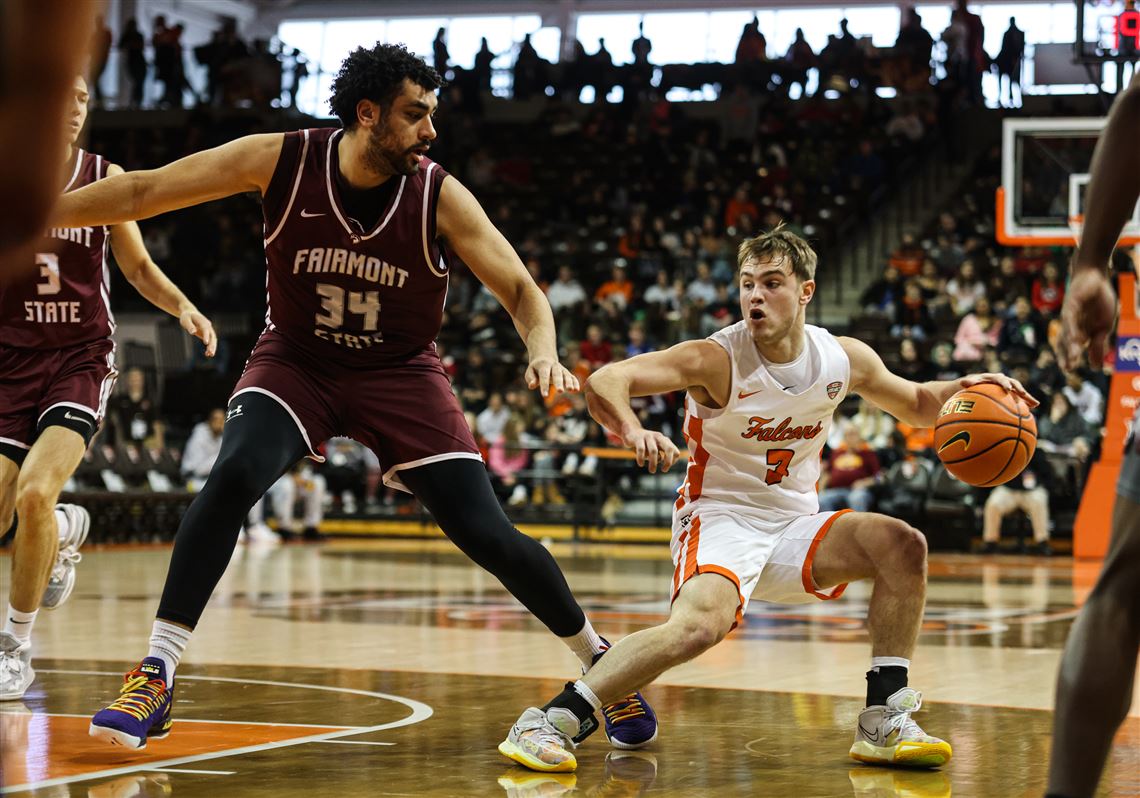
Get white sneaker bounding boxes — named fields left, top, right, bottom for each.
left=577, top=456, right=598, bottom=477
left=499, top=707, right=579, bottom=773
left=245, top=522, right=281, bottom=546
left=507, top=484, right=528, bottom=506
left=560, top=453, right=580, bottom=476
left=41, top=504, right=90, bottom=610
left=850, top=688, right=952, bottom=768
left=0, top=632, right=34, bottom=701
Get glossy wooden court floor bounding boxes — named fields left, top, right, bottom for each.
left=1, top=539, right=1138, bottom=797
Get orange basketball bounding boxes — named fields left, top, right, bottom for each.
left=933, top=382, right=1037, bottom=487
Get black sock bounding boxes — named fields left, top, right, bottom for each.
left=866, top=666, right=908, bottom=706
left=543, top=682, right=596, bottom=724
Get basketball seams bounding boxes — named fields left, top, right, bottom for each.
left=982, top=411, right=1023, bottom=485
left=953, top=389, right=1032, bottom=421
left=938, top=436, right=1023, bottom=465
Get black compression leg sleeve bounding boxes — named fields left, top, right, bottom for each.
left=157, top=394, right=308, bottom=627
left=399, top=458, right=587, bottom=637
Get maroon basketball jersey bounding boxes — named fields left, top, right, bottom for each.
left=0, top=149, right=114, bottom=349
left=261, top=127, right=452, bottom=366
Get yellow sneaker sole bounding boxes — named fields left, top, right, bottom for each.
left=498, top=739, right=577, bottom=773
left=850, top=739, right=952, bottom=769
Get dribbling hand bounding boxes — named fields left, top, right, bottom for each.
left=526, top=357, right=580, bottom=397
left=180, top=310, right=217, bottom=358
left=623, top=428, right=681, bottom=473
left=957, top=373, right=1039, bottom=408
left=1056, top=269, right=1117, bottom=371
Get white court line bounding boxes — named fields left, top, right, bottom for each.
left=312, top=739, right=395, bottom=746
left=146, top=768, right=235, bottom=775
left=35, top=712, right=357, bottom=730
left=1, top=669, right=432, bottom=795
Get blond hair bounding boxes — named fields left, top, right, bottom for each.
left=737, top=224, right=817, bottom=283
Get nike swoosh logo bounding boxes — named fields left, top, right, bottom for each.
left=737, top=389, right=763, bottom=399
left=300, top=209, right=325, bottom=218
left=858, top=721, right=881, bottom=744
left=938, top=430, right=971, bottom=453
left=64, top=411, right=91, bottom=425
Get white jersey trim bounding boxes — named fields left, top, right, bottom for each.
left=324, top=130, right=405, bottom=242
left=0, top=437, right=32, bottom=451
left=382, top=451, right=485, bottom=494
left=94, top=154, right=116, bottom=337
left=230, top=386, right=326, bottom=462
left=421, top=164, right=447, bottom=278
left=63, top=149, right=84, bottom=192
left=265, top=129, right=310, bottom=246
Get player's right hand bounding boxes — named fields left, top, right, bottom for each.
left=623, top=429, right=681, bottom=473
left=180, top=309, right=218, bottom=358
left=1056, top=269, right=1117, bottom=371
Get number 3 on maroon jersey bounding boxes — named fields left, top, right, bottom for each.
left=765, top=449, right=793, bottom=485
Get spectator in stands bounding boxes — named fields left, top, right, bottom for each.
left=90, top=15, right=112, bottom=104
left=181, top=408, right=226, bottom=491
left=945, top=260, right=986, bottom=315
left=626, top=323, right=652, bottom=357
left=897, top=8, right=935, bottom=78
left=632, top=21, right=652, bottom=66
left=981, top=448, right=1054, bottom=555
left=595, top=263, right=634, bottom=308
left=580, top=324, right=613, bottom=370
left=889, top=233, right=925, bottom=277
left=473, top=38, right=495, bottom=94
left=476, top=392, right=511, bottom=444
left=686, top=261, right=718, bottom=306
left=725, top=185, right=759, bottom=230
left=995, top=17, right=1025, bottom=108
left=989, top=256, right=1029, bottom=308
left=701, top=283, right=736, bottom=335
left=1038, top=391, right=1092, bottom=462
left=891, top=281, right=933, bottom=339
left=247, top=464, right=327, bottom=543
left=847, top=140, right=886, bottom=194
left=861, top=265, right=902, bottom=315
left=433, top=27, right=449, bottom=73
left=547, top=264, right=588, bottom=317
left=1031, top=347, right=1065, bottom=398
left=106, top=368, right=164, bottom=449
left=1062, top=370, right=1104, bottom=427
left=819, top=427, right=882, bottom=512
left=735, top=16, right=767, bottom=64
left=513, top=33, right=543, bottom=99
left=489, top=415, right=533, bottom=506
left=784, top=29, right=817, bottom=96
left=954, top=295, right=1001, bottom=362
left=998, top=295, right=1045, bottom=363
left=929, top=342, right=963, bottom=381
left=1031, top=262, right=1065, bottom=315
left=915, top=259, right=948, bottom=311
left=119, top=18, right=148, bottom=107
left=896, top=337, right=930, bottom=382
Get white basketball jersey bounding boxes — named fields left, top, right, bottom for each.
left=676, top=322, right=851, bottom=519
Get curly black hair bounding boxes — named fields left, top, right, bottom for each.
left=328, top=43, right=445, bottom=129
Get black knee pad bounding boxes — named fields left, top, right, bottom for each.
left=37, top=405, right=98, bottom=445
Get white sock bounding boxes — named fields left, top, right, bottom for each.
left=4, top=605, right=37, bottom=645
left=560, top=619, right=606, bottom=669
left=55, top=508, right=69, bottom=542
left=573, top=680, right=603, bottom=712
left=148, top=620, right=192, bottom=684
left=870, top=656, right=911, bottom=671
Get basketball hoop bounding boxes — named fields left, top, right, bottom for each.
left=1068, top=213, right=1084, bottom=248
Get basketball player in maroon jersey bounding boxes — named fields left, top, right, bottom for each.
left=1047, top=73, right=1140, bottom=798
left=54, top=45, right=658, bottom=750
left=0, top=75, right=216, bottom=701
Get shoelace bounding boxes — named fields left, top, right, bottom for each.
left=106, top=673, right=168, bottom=721
left=519, top=716, right=578, bottom=752
left=49, top=550, right=82, bottom=583
left=604, top=694, right=646, bottom=724
left=887, top=693, right=926, bottom=740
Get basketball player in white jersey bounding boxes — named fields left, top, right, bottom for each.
left=500, top=226, right=1037, bottom=773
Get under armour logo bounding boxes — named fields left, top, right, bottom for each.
left=226, top=405, right=243, bottom=422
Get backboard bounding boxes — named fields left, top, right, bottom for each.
left=1075, top=0, right=1140, bottom=63
left=997, top=116, right=1140, bottom=247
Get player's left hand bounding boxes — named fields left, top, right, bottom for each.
left=180, top=309, right=217, bottom=358
left=526, top=357, right=580, bottom=397
left=957, top=373, right=1039, bottom=409
left=1055, top=269, right=1117, bottom=371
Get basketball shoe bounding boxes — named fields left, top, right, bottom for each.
left=594, top=642, right=658, bottom=750
left=849, top=688, right=952, bottom=768
left=42, top=504, right=90, bottom=610
left=499, top=707, right=582, bottom=773
left=0, top=632, right=34, bottom=701
left=89, top=657, right=173, bottom=748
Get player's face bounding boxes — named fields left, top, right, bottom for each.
left=738, top=258, right=814, bottom=343
left=68, top=76, right=90, bottom=145
left=367, top=81, right=438, bottom=176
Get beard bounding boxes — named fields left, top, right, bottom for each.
left=364, top=124, right=420, bottom=177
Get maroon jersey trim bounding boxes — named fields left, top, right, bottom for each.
left=62, top=149, right=84, bottom=191
left=420, top=162, right=447, bottom=277
left=323, top=130, right=406, bottom=242
left=265, top=129, right=311, bottom=246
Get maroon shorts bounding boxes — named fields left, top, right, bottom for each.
left=0, top=339, right=117, bottom=460
left=231, top=331, right=481, bottom=492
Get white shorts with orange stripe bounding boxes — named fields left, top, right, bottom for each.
left=670, top=502, right=852, bottom=625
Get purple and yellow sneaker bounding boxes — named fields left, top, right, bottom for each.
left=89, top=658, right=173, bottom=749
left=594, top=641, right=659, bottom=750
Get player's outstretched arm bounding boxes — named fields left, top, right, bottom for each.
left=841, top=337, right=1038, bottom=428
left=586, top=340, right=730, bottom=473
left=436, top=175, right=575, bottom=397
left=106, top=164, right=216, bottom=357
left=1056, top=72, right=1140, bottom=370
left=52, top=134, right=284, bottom=229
